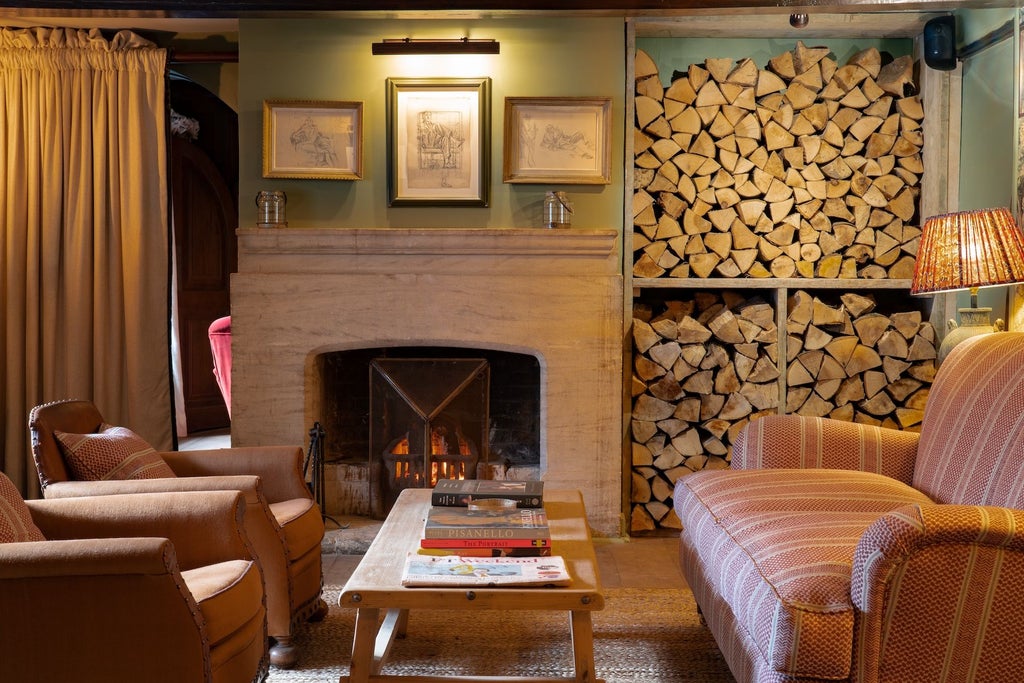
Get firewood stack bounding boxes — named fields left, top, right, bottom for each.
left=630, top=290, right=937, bottom=533
left=633, top=42, right=924, bottom=280
left=631, top=291, right=780, bottom=532
left=784, top=290, right=936, bottom=427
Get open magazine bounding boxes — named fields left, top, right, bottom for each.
left=401, top=553, right=572, bottom=588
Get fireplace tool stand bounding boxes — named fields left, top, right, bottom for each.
left=304, top=422, right=345, bottom=529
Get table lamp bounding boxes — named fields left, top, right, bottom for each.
left=911, top=207, right=1024, bottom=364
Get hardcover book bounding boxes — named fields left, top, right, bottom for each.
left=423, top=505, right=550, bottom=540
left=420, top=537, right=551, bottom=548
left=417, top=546, right=553, bottom=558
left=401, top=553, right=571, bottom=587
left=431, top=479, right=544, bottom=508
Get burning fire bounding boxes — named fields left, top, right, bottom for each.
left=391, top=427, right=473, bottom=486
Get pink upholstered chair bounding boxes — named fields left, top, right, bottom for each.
left=0, top=474, right=267, bottom=683
left=209, top=315, right=232, bottom=416
left=29, top=398, right=326, bottom=669
left=674, top=332, right=1024, bottom=682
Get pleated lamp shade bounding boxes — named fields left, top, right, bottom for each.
left=911, top=207, right=1024, bottom=295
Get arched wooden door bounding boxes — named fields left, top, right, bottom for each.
left=170, top=77, right=238, bottom=433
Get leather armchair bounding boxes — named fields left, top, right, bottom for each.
left=29, top=398, right=327, bottom=668
left=0, top=482, right=267, bottom=683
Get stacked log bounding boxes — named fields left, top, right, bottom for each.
left=785, top=290, right=936, bottom=429
left=629, top=290, right=937, bottom=533
left=633, top=43, right=924, bottom=280
left=631, top=291, right=780, bottom=532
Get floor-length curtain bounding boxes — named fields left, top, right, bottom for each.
left=1, top=27, right=172, bottom=497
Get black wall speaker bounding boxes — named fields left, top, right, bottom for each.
left=924, top=15, right=957, bottom=71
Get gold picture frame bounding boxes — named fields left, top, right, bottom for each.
left=262, top=99, right=363, bottom=180
left=503, top=96, right=612, bottom=185
left=386, top=77, right=491, bottom=206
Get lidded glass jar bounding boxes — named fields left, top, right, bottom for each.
left=542, top=191, right=572, bottom=229
left=256, top=190, right=287, bottom=227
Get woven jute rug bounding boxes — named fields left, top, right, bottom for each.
left=267, top=586, right=735, bottom=682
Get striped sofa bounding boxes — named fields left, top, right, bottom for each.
left=674, top=331, right=1024, bottom=683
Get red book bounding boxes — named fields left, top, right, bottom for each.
left=420, top=537, right=551, bottom=548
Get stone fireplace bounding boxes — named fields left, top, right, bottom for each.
left=230, top=226, right=624, bottom=537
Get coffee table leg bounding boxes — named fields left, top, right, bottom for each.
left=569, top=610, right=597, bottom=683
left=346, top=606, right=380, bottom=683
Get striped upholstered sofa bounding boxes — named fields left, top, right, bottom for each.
left=674, top=331, right=1024, bottom=683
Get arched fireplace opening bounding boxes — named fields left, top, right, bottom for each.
left=315, top=346, right=541, bottom=517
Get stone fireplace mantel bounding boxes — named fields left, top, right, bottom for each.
left=230, top=227, right=625, bottom=536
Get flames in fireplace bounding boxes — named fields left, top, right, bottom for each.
left=387, top=425, right=476, bottom=486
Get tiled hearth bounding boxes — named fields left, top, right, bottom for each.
left=230, top=227, right=625, bottom=536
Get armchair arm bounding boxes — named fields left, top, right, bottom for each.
left=0, top=538, right=210, bottom=683
left=160, top=444, right=312, bottom=503
left=26, top=490, right=252, bottom=571
left=851, top=504, right=1024, bottom=682
left=732, top=414, right=919, bottom=484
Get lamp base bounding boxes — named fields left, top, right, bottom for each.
left=937, top=308, right=999, bottom=365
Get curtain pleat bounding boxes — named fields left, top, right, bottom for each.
left=1, top=27, right=172, bottom=496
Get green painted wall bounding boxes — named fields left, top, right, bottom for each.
left=955, top=9, right=1016, bottom=315
left=238, top=18, right=625, bottom=232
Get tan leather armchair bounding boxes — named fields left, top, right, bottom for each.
left=29, top=398, right=327, bottom=668
left=0, top=481, right=267, bottom=683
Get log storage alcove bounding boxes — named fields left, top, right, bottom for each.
left=626, top=17, right=954, bottom=533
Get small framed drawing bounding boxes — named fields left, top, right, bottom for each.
left=386, top=77, right=491, bottom=206
left=262, top=99, right=363, bottom=180
left=503, top=96, right=612, bottom=185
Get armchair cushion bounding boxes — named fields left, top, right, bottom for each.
left=0, top=474, right=44, bottom=543
left=55, top=424, right=176, bottom=481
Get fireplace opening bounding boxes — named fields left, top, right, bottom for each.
left=370, top=357, right=489, bottom=516
left=316, top=346, right=542, bottom=517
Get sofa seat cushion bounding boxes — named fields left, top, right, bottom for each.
left=182, top=558, right=264, bottom=653
left=675, top=468, right=933, bottom=679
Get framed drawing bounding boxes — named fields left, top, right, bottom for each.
left=262, top=100, right=363, bottom=180
left=386, top=77, right=491, bottom=206
left=503, top=96, right=612, bottom=184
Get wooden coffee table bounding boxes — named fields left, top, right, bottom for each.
left=338, top=487, right=605, bottom=683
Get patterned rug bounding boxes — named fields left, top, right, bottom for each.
left=267, top=586, right=736, bottom=682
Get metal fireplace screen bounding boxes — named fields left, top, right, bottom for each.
left=369, top=358, right=489, bottom=517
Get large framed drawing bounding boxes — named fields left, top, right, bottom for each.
left=262, top=99, right=363, bottom=180
left=386, top=77, right=491, bottom=206
left=503, top=97, right=612, bottom=185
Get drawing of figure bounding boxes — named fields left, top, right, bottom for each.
left=520, top=116, right=538, bottom=166
left=417, top=111, right=463, bottom=170
left=289, top=117, right=339, bottom=168
left=541, top=123, right=594, bottom=160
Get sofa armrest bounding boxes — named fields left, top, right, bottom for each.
left=0, top=537, right=210, bottom=682
left=160, top=445, right=312, bottom=503
left=851, top=504, right=1024, bottom=680
left=42, top=474, right=267, bottom=510
left=0, top=536, right=177, bottom=579
left=26, top=490, right=252, bottom=571
left=732, top=414, right=919, bottom=483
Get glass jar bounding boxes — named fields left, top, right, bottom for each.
left=256, top=190, right=287, bottom=227
left=542, top=191, right=572, bottom=229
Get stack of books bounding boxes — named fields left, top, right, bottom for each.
left=403, top=478, right=572, bottom=588
left=419, top=479, right=550, bottom=557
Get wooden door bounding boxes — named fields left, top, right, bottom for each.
left=171, top=136, right=236, bottom=432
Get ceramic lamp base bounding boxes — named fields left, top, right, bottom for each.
left=937, top=307, right=997, bottom=365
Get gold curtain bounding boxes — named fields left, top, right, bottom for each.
left=1, top=27, right=172, bottom=496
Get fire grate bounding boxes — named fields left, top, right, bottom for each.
left=369, top=357, right=489, bottom=517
